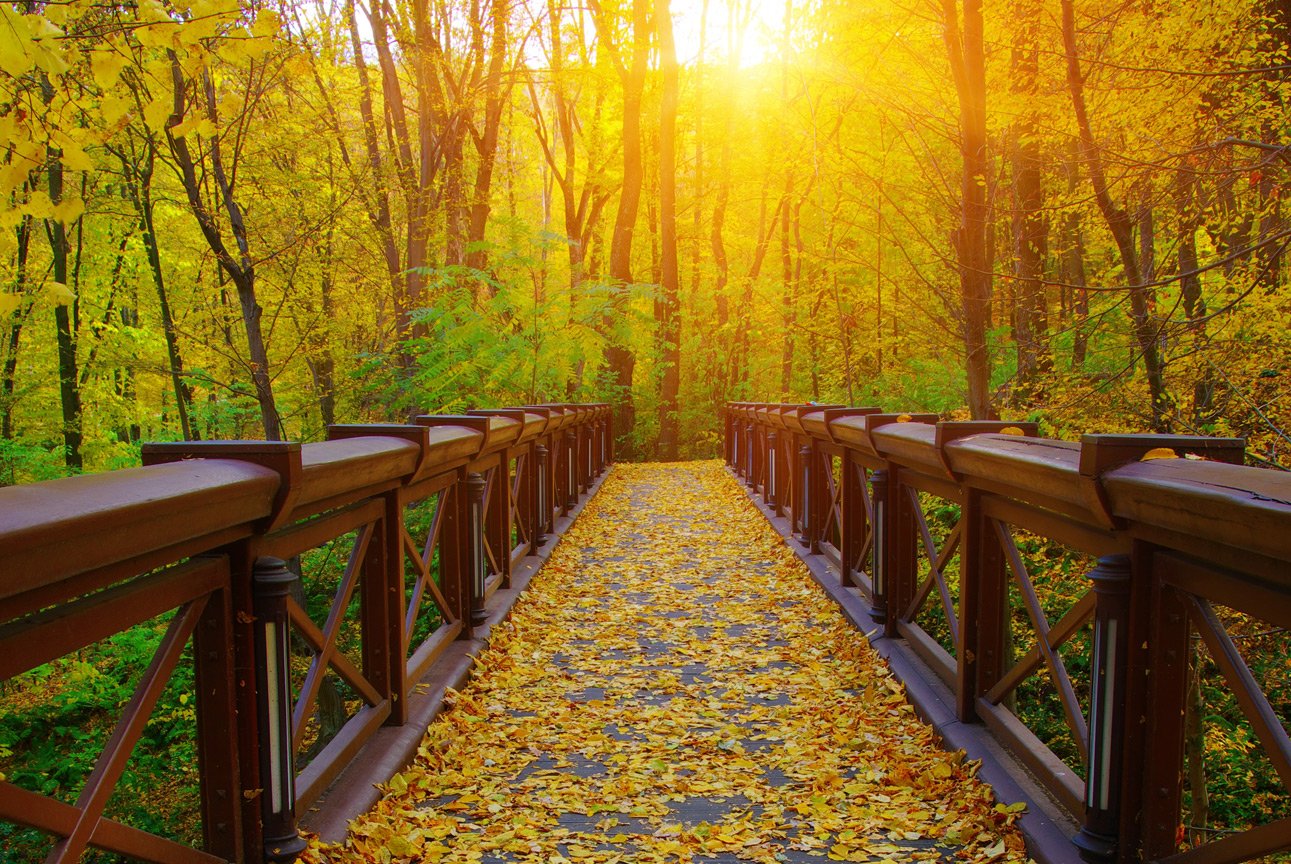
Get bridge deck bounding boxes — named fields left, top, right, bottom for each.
left=305, top=462, right=1027, bottom=864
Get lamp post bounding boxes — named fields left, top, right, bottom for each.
left=869, top=469, right=889, bottom=625
left=799, top=444, right=812, bottom=548
left=1074, top=554, right=1132, bottom=864
left=467, top=471, right=489, bottom=627
left=252, top=557, right=307, bottom=863
left=767, top=431, right=778, bottom=508
left=565, top=429, right=577, bottom=508
left=535, top=443, right=549, bottom=545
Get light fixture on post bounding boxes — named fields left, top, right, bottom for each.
left=565, top=429, right=577, bottom=508
left=467, top=471, right=489, bottom=627
left=799, top=444, right=812, bottom=548
left=252, top=557, right=308, bottom=863
left=535, top=443, right=549, bottom=545
left=1074, top=554, right=1132, bottom=864
left=868, top=470, right=889, bottom=625
left=732, top=418, right=740, bottom=472
left=767, top=431, right=778, bottom=508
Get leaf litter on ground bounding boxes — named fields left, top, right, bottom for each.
left=303, top=460, right=1033, bottom=864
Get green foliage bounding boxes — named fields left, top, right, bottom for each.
left=0, top=619, right=200, bottom=861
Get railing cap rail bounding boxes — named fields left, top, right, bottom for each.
left=415, top=414, right=506, bottom=458
left=0, top=458, right=277, bottom=592
left=327, top=424, right=480, bottom=483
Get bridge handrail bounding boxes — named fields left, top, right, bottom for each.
left=727, top=402, right=1290, bottom=864
left=0, top=403, right=612, bottom=864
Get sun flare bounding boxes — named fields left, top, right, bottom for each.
left=669, top=0, right=786, bottom=69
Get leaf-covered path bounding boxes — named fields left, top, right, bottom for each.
left=307, top=462, right=1029, bottom=864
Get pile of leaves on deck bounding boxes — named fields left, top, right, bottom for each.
left=304, top=461, right=1030, bottom=863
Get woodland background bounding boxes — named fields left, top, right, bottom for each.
left=1, top=0, right=1289, bottom=473
left=2, top=0, right=1290, bottom=853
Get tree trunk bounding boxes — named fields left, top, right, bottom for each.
left=168, top=56, right=282, bottom=440
left=1177, top=168, right=1213, bottom=422
left=465, top=0, right=510, bottom=278
left=130, top=145, right=196, bottom=440
left=48, top=153, right=84, bottom=470
left=1061, top=0, right=1169, bottom=430
left=2, top=214, right=32, bottom=442
left=941, top=0, right=993, bottom=420
left=1009, top=14, right=1048, bottom=399
left=656, top=0, right=680, bottom=460
left=780, top=174, right=795, bottom=397
left=601, top=0, right=650, bottom=459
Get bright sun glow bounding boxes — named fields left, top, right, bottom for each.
left=669, top=0, right=786, bottom=69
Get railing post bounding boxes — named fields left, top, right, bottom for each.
left=1074, top=554, right=1133, bottom=863
left=364, top=492, right=401, bottom=724
left=1141, top=554, right=1192, bottom=861
left=466, top=471, right=489, bottom=627
left=798, top=443, right=813, bottom=549
left=745, top=423, right=756, bottom=488
left=839, top=452, right=864, bottom=587
left=193, top=563, right=243, bottom=862
left=251, top=557, right=307, bottom=863
left=868, top=468, right=890, bottom=625
left=957, top=487, right=1008, bottom=722
left=490, top=458, right=511, bottom=587
left=534, top=442, right=550, bottom=545
left=889, top=467, right=919, bottom=641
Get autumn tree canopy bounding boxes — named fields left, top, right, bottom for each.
left=1, top=0, right=1288, bottom=479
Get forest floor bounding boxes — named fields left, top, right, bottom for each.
left=303, top=461, right=1030, bottom=864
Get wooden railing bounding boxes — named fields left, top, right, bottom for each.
left=0, top=404, right=611, bottom=864
left=726, top=402, right=1291, bottom=864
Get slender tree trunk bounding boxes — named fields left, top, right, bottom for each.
left=1059, top=147, right=1090, bottom=368
left=780, top=175, right=795, bottom=397
left=1009, top=13, right=1048, bottom=399
left=131, top=147, right=196, bottom=440
left=1061, top=0, right=1169, bottom=430
left=2, top=214, right=32, bottom=442
left=465, top=0, right=510, bottom=279
left=942, top=0, right=993, bottom=420
left=602, top=0, right=650, bottom=458
left=168, top=56, right=282, bottom=439
left=656, top=0, right=680, bottom=460
left=1177, top=167, right=1213, bottom=421
left=48, top=153, right=83, bottom=470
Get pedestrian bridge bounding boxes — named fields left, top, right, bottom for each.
left=1, top=404, right=1288, bottom=864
